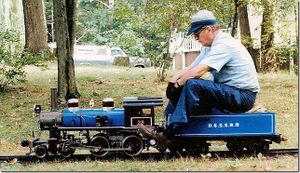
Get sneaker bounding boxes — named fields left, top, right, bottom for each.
left=137, top=123, right=167, bottom=151
left=246, top=103, right=267, bottom=113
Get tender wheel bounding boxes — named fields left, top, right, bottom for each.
left=226, top=142, right=244, bottom=155
left=186, top=143, right=209, bottom=156
left=168, top=143, right=184, bottom=155
left=247, top=142, right=270, bottom=153
left=35, top=145, right=48, bottom=159
left=260, top=142, right=270, bottom=152
left=90, top=135, right=110, bottom=157
left=122, top=135, right=144, bottom=157
left=199, top=145, right=209, bottom=154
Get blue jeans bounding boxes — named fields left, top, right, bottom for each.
left=165, top=79, right=257, bottom=127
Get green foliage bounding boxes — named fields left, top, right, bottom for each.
left=74, top=0, right=238, bottom=81
left=254, top=0, right=297, bottom=72
left=77, top=1, right=111, bottom=45
left=0, top=27, right=25, bottom=91
left=275, top=44, right=298, bottom=74
left=0, top=26, right=47, bottom=91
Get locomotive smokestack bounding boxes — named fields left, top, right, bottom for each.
left=50, top=87, right=58, bottom=111
left=103, top=98, right=114, bottom=111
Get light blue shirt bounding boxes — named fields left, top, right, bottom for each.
left=190, top=31, right=260, bottom=92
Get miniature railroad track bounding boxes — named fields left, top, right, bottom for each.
left=0, top=148, right=298, bottom=162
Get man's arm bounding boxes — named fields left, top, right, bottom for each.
left=175, top=64, right=210, bottom=87
left=169, top=66, right=193, bottom=83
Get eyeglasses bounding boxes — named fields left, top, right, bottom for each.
left=193, top=26, right=207, bottom=39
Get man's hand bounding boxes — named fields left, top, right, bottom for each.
left=166, top=82, right=183, bottom=106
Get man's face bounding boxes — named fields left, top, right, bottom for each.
left=194, top=26, right=214, bottom=47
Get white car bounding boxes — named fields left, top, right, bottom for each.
left=49, top=43, right=150, bottom=67
left=111, top=47, right=150, bottom=68
left=73, top=45, right=114, bottom=65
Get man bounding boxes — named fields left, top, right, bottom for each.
left=166, top=9, right=259, bottom=126
left=138, top=9, right=259, bottom=148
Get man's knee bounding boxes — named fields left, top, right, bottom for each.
left=185, top=79, right=211, bottom=91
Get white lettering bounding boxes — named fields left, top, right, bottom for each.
left=207, top=122, right=241, bottom=128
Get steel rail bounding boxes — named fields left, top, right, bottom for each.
left=0, top=148, right=298, bottom=162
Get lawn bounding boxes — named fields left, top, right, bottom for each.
left=0, top=63, right=298, bottom=171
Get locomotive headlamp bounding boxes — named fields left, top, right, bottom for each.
left=149, top=139, right=157, bottom=146
left=34, top=104, right=41, bottom=113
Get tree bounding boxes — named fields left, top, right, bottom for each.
left=22, top=0, right=48, bottom=54
left=53, top=0, right=79, bottom=102
left=231, top=0, right=297, bottom=72
left=230, top=0, right=239, bottom=37
left=260, top=0, right=278, bottom=72
left=272, top=0, right=298, bottom=74
left=237, top=0, right=259, bottom=71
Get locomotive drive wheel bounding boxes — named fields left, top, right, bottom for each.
left=122, top=135, right=144, bottom=157
left=35, top=145, right=48, bottom=159
left=61, top=149, right=76, bottom=158
left=90, top=135, right=110, bottom=157
left=60, top=141, right=76, bottom=158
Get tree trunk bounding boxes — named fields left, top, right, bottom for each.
left=53, top=0, right=79, bottom=103
left=237, top=1, right=259, bottom=72
left=22, top=0, right=48, bottom=54
left=231, top=0, right=239, bottom=37
left=66, top=0, right=79, bottom=99
left=261, top=0, right=277, bottom=72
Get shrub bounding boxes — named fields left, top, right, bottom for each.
left=0, top=26, right=46, bottom=91
left=275, top=44, right=298, bottom=75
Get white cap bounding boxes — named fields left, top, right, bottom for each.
left=191, top=10, right=216, bottom=23
left=187, top=10, right=217, bottom=35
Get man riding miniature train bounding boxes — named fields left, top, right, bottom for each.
left=138, top=9, right=262, bottom=149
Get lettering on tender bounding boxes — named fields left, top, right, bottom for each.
left=208, top=122, right=240, bottom=128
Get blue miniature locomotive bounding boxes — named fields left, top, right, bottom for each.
left=21, top=96, right=286, bottom=158
left=22, top=97, right=164, bottom=158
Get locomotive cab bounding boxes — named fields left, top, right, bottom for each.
left=122, top=97, right=163, bottom=127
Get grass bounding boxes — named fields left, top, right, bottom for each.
left=0, top=63, right=298, bottom=171
left=0, top=156, right=297, bottom=171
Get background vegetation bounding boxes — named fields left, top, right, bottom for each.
left=0, top=63, right=298, bottom=171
